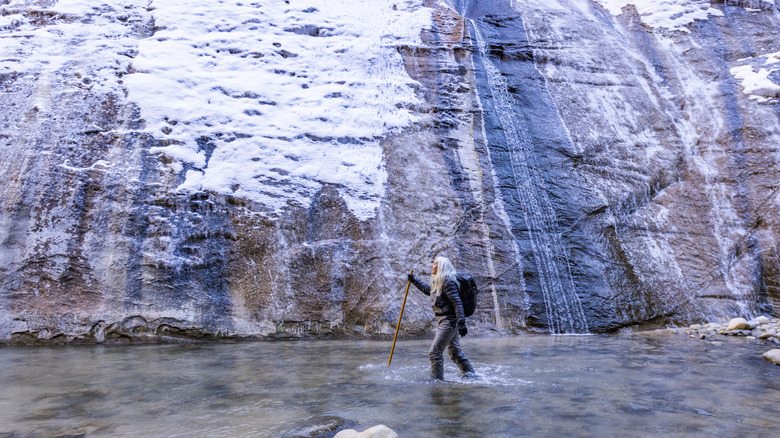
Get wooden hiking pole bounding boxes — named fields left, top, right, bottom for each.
left=388, top=269, right=413, bottom=366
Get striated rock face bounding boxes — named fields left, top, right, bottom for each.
left=0, top=0, right=779, bottom=344
left=481, top=0, right=780, bottom=332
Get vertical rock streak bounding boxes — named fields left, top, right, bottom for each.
left=469, top=20, right=589, bottom=334
left=472, top=75, right=518, bottom=332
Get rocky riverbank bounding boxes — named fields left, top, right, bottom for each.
left=673, top=316, right=780, bottom=343
left=665, top=316, right=780, bottom=365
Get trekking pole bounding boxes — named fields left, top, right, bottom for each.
left=388, top=269, right=413, bottom=366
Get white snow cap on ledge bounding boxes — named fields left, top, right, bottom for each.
left=594, top=0, right=728, bottom=32
left=731, top=51, right=780, bottom=103
left=122, top=0, right=432, bottom=220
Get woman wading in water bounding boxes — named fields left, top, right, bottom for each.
left=408, top=256, right=475, bottom=380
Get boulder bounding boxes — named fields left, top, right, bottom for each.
left=757, top=316, right=771, bottom=324
left=727, top=318, right=751, bottom=331
left=762, top=349, right=780, bottom=366
left=334, top=425, right=398, bottom=438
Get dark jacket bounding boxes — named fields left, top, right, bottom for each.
left=410, top=275, right=466, bottom=327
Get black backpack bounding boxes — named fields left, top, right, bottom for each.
left=455, top=274, right=479, bottom=317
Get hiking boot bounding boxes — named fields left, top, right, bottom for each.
left=460, top=371, right=478, bottom=379
left=430, top=363, right=444, bottom=381
left=458, top=359, right=476, bottom=378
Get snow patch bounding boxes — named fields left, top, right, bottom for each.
left=730, top=51, right=780, bottom=103
left=0, top=0, right=432, bottom=221
left=0, top=0, right=145, bottom=96
left=594, top=0, right=725, bottom=32
left=58, top=159, right=115, bottom=172
left=123, top=0, right=432, bottom=219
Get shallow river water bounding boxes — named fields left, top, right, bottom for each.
left=1, top=333, right=779, bottom=437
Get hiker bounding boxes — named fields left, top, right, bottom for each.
left=408, top=256, right=475, bottom=380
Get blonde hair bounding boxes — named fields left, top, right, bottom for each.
left=431, top=256, right=458, bottom=296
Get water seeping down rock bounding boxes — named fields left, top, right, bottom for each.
left=1, top=0, right=779, bottom=344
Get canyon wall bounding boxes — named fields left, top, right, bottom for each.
left=0, top=0, right=778, bottom=344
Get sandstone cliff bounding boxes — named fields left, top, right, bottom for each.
left=1, top=0, right=778, bottom=344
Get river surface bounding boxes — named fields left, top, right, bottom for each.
left=1, top=333, right=778, bottom=437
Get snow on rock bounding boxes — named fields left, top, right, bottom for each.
left=730, top=51, right=780, bottom=103
left=594, top=0, right=725, bottom=32
left=0, top=0, right=147, bottom=97
left=0, top=0, right=431, bottom=221
left=123, top=0, right=432, bottom=220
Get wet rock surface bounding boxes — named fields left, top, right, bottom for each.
left=463, top=0, right=780, bottom=333
left=1, top=0, right=780, bottom=343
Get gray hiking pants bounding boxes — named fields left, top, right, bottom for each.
left=429, top=316, right=471, bottom=377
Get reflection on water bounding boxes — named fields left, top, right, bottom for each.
left=1, top=334, right=779, bottom=437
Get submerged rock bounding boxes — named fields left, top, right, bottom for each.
left=277, top=415, right=350, bottom=438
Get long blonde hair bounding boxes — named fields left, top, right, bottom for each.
left=431, top=256, right=458, bottom=296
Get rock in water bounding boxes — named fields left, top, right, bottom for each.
left=334, top=425, right=398, bottom=438
left=277, top=415, right=349, bottom=437
left=762, top=349, right=780, bottom=366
